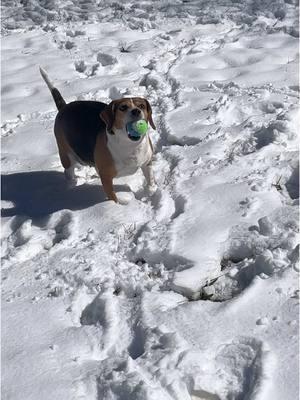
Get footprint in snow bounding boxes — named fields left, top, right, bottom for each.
left=285, top=164, right=299, bottom=200
left=2, top=211, right=73, bottom=266
left=212, top=337, right=271, bottom=399
left=254, top=120, right=286, bottom=150
left=97, top=53, right=118, bottom=66
left=187, top=338, right=271, bottom=400
left=52, top=212, right=72, bottom=245
left=79, top=291, right=119, bottom=354
left=74, top=60, right=99, bottom=76
left=200, top=207, right=298, bottom=302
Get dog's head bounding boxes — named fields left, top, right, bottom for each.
left=100, top=97, right=156, bottom=136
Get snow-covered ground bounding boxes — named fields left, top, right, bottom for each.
left=1, top=1, right=299, bottom=399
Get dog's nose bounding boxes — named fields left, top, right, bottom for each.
left=131, top=108, right=141, bottom=117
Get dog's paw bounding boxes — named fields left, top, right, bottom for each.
left=147, top=184, right=158, bottom=195
left=66, top=178, right=78, bottom=189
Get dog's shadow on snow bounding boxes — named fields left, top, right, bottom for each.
left=1, top=171, right=129, bottom=218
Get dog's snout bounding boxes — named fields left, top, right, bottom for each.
left=131, top=108, right=141, bottom=117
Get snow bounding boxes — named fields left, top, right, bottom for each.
left=1, top=1, right=299, bottom=399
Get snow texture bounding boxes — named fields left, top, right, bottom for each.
left=1, top=1, right=299, bottom=400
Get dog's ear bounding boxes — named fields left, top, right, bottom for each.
left=144, top=99, right=156, bottom=130
left=100, top=101, right=116, bottom=134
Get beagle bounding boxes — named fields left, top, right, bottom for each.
left=40, top=67, right=156, bottom=203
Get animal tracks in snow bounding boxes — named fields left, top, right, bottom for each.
left=52, top=22, right=296, bottom=400
left=2, top=2, right=299, bottom=399
left=186, top=338, right=272, bottom=400
left=1, top=211, right=73, bottom=267
left=83, top=285, right=272, bottom=400
left=209, top=338, right=272, bottom=400
left=205, top=206, right=299, bottom=302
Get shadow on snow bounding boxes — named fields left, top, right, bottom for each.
left=1, top=170, right=129, bottom=218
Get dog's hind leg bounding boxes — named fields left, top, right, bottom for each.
left=55, top=131, right=77, bottom=184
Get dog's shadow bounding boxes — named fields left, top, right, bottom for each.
left=1, top=171, right=129, bottom=218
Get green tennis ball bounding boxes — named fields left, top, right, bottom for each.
left=132, top=120, right=148, bottom=135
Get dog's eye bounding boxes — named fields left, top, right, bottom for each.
left=139, top=104, right=145, bottom=109
left=119, top=105, right=128, bottom=111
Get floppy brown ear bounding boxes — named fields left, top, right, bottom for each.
left=100, top=102, right=116, bottom=134
left=144, top=99, right=156, bottom=130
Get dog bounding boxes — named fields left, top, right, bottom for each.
left=39, top=67, right=156, bottom=203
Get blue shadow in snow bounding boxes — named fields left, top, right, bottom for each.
left=1, top=171, right=129, bottom=218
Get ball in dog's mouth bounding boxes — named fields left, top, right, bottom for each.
left=126, top=120, right=148, bottom=141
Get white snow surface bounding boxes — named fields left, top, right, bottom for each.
left=1, top=1, right=299, bottom=399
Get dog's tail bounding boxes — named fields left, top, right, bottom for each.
left=39, top=67, right=66, bottom=111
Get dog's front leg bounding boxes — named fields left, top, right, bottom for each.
left=99, top=174, right=118, bottom=203
left=141, top=162, right=156, bottom=193
left=94, top=134, right=118, bottom=203
left=64, top=164, right=76, bottom=183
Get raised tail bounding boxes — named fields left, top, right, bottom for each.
left=39, top=67, right=66, bottom=111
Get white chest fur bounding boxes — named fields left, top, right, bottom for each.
left=107, top=131, right=153, bottom=178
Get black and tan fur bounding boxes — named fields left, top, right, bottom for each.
left=40, top=67, right=156, bottom=203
